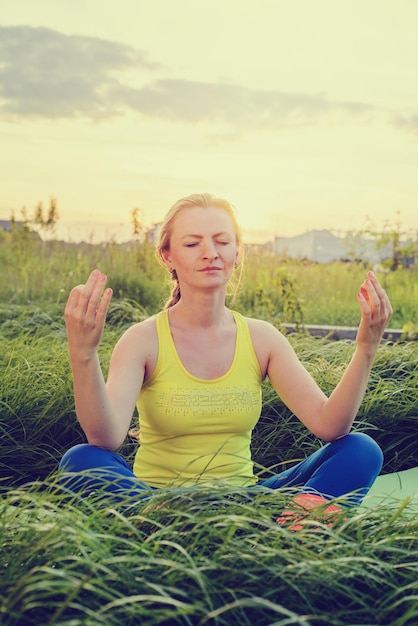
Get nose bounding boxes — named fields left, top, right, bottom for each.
left=201, top=239, right=218, bottom=260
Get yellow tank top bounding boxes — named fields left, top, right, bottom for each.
left=133, top=310, right=262, bottom=488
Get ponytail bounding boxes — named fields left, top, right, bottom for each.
left=164, top=270, right=181, bottom=309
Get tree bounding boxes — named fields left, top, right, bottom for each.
left=131, top=207, right=143, bottom=239
left=365, top=211, right=417, bottom=271
left=32, top=197, right=59, bottom=235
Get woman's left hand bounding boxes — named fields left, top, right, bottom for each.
left=356, top=271, right=393, bottom=352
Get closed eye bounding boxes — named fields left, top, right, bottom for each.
left=184, top=239, right=231, bottom=247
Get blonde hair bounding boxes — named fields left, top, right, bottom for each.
left=156, top=192, right=243, bottom=308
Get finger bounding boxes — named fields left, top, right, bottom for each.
left=76, top=270, right=104, bottom=315
left=358, top=282, right=370, bottom=303
left=96, top=287, right=113, bottom=321
left=357, top=287, right=372, bottom=315
left=65, top=284, right=85, bottom=315
left=357, top=276, right=380, bottom=320
left=367, top=271, right=386, bottom=300
left=85, top=272, right=108, bottom=316
left=366, top=271, right=393, bottom=317
left=359, top=275, right=394, bottom=327
left=367, top=270, right=380, bottom=286
left=358, top=278, right=377, bottom=309
left=365, top=272, right=383, bottom=301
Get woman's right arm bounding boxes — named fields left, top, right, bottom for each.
left=64, top=270, right=145, bottom=451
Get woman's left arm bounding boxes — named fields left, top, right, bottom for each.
left=264, top=271, right=392, bottom=441
left=317, top=271, right=392, bottom=439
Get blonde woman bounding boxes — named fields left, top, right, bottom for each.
left=60, top=193, right=392, bottom=526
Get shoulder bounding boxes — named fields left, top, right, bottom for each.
left=117, top=314, right=158, bottom=344
left=111, top=314, right=159, bottom=369
left=106, top=315, right=161, bottom=405
left=244, top=316, right=285, bottom=342
left=241, top=316, right=292, bottom=378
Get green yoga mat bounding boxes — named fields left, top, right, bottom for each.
left=361, top=466, right=418, bottom=508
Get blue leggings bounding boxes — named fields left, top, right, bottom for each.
left=58, top=432, right=383, bottom=506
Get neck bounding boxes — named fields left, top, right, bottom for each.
left=168, top=289, right=230, bottom=329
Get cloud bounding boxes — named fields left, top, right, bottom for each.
left=0, top=26, right=160, bottom=118
left=1, top=25, right=413, bottom=136
left=119, top=79, right=375, bottom=129
left=391, top=113, right=418, bottom=135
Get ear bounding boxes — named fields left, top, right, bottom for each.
left=161, top=249, right=173, bottom=270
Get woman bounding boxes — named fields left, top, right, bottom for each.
left=60, top=192, right=392, bottom=525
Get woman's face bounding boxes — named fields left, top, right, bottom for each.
left=163, top=205, right=239, bottom=292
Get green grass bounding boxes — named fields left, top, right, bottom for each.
left=1, top=237, right=418, bottom=625
left=235, top=254, right=418, bottom=329
left=1, top=234, right=417, bottom=329
left=2, top=481, right=418, bottom=625
left=1, top=302, right=417, bottom=489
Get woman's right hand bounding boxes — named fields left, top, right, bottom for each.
left=64, top=269, right=113, bottom=360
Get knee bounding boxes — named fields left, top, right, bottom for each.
left=59, top=443, right=101, bottom=473
left=342, top=432, right=383, bottom=474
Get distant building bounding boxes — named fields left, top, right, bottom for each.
left=272, top=230, right=343, bottom=263
left=0, top=219, right=41, bottom=241
left=272, top=229, right=393, bottom=264
left=0, top=219, right=19, bottom=232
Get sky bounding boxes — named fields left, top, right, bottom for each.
left=1, top=0, right=417, bottom=243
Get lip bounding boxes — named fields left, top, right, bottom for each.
left=198, top=267, right=222, bottom=272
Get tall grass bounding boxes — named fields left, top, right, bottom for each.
left=1, top=303, right=417, bottom=490
left=1, top=235, right=418, bottom=626
left=252, top=336, right=418, bottom=477
left=1, top=234, right=417, bottom=328
left=2, top=480, right=418, bottom=625
left=235, top=252, right=418, bottom=329
left=0, top=237, right=168, bottom=310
